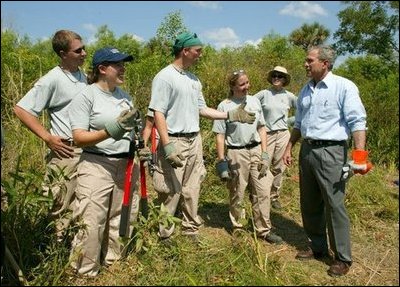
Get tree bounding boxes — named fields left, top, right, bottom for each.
left=289, top=22, right=330, bottom=51
left=333, top=1, right=399, bottom=62
left=156, top=10, right=188, bottom=44
left=144, top=10, right=188, bottom=57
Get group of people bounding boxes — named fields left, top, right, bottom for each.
left=11, top=29, right=371, bottom=278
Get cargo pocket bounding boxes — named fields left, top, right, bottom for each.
left=152, top=166, right=172, bottom=194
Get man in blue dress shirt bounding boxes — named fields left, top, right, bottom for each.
left=283, top=45, right=371, bottom=277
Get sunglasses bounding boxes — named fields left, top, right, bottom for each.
left=232, top=69, right=245, bottom=75
left=71, top=46, right=86, bottom=54
left=272, top=73, right=285, bottom=79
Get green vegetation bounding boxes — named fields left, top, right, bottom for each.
left=1, top=3, right=398, bottom=285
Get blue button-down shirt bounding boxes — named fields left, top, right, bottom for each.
left=294, top=72, right=366, bottom=141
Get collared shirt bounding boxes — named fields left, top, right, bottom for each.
left=294, top=72, right=366, bottom=141
left=17, top=66, right=87, bottom=140
left=148, top=64, right=206, bottom=134
left=212, top=95, right=265, bottom=147
left=69, top=84, right=134, bottom=155
left=254, top=88, right=297, bottom=132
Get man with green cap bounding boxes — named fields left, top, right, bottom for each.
left=148, top=32, right=256, bottom=243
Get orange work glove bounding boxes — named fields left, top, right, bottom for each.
left=348, top=149, right=373, bottom=175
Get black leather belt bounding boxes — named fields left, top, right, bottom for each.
left=61, top=139, right=75, bottom=147
left=227, top=142, right=260, bottom=150
left=83, top=150, right=129, bottom=158
left=304, top=139, right=346, bottom=147
left=168, top=132, right=198, bottom=138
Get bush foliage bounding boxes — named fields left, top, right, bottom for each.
left=1, top=28, right=398, bottom=172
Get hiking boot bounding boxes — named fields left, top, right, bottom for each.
left=260, top=232, right=283, bottom=244
left=271, top=200, right=282, bottom=209
left=295, top=247, right=329, bottom=261
left=327, top=260, right=350, bottom=277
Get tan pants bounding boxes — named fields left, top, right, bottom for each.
left=152, top=134, right=207, bottom=238
left=44, top=147, right=82, bottom=238
left=227, top=145, right=273, bottom=237
left=70, top=152, right=139, bottom=277
left=266, top=130, right=290, bottom=201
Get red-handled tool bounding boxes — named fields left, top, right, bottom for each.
left=139, top=159, right=148, bottom=219
left=150, top=124, right=157, bottom=171
left=119, top=135, right=136, bottom=237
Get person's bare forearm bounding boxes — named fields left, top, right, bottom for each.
left=199, top=107, right=228, bottom=120
left=14, top=106, right=53, bottom=142
left=283, top=128, right=302, bottom=166
left=352, top=130, right=366, bottom=150
left=154, top=111, right=170, bottom=146
left=142, top=117, right=154, bottom=147
left=72, top=129, right=109, bottom=147
left=258, top=125, right=267, bottom=152
left=216, top=133, right=225, bottom=160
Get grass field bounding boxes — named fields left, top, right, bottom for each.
left=53, top=163, right=399, bottom=286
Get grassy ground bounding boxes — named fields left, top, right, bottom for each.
left=56, top=164, right=399, bottom=286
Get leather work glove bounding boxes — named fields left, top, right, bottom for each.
left=163, top=142, right=184, bottom=168
left=216, top=159, right=231, bottom=181
left=342, top=149, right=373, bottom=181
left=138, top=146, right=152, bottom=161
left=257, top=151, right=270, bottom=178
left=105, top=108, right=139, bottom=140
left=227, top=102, right=256, bottom=124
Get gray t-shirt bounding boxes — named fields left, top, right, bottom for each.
left=68, top=84, right=134, bottom=155
left=148, top=64, right=207, bottom=133
left=212, top=95, right=265, bottom=147
left=254, top=88, right=297, bottom=132
left=16, top=66, right=87, bottom=139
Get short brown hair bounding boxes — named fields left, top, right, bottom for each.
left=52, top=30, right=82, bottom=57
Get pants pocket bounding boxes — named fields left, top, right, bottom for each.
left=152, top=167, right=173, bottom=194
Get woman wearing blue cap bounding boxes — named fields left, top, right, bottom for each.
left=68, top=47, right=143, bottom=276
left=148, top=32, right=256, bottom=243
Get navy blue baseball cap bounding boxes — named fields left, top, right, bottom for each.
left=92, top=47, right=133, bottom=67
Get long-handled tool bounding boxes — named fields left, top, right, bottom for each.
left=149, top=125, right=157, bottom=176
left=119, top=131, right=136, bottom=238
left=139, top=160, right=148, bottom=219
left=138, top=127, right=148, bottom=219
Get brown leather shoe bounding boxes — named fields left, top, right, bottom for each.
left=327, top=260, right=350, bottom=277
left=295, top=247, right=329, bottom=261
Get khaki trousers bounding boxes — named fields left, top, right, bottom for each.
left=227, top=145, right=273, bottom=237
left=266, top=130, right=290, bottom=201
left=70, top=152, right=139, bottom=277
left=44, top=147, right=82, bottom=238
left=152, top=134, right=206, bottom=238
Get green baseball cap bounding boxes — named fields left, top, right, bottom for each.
left=172, top=32, right=203, bottom=54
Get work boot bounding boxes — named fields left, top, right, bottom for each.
left=271, top=200, right=282, bottom=209
left=295, top=247, right=330, bottom=261
left=260, top=232, right=283, bottom=244
left=327, top=260, right=350, bottom=277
